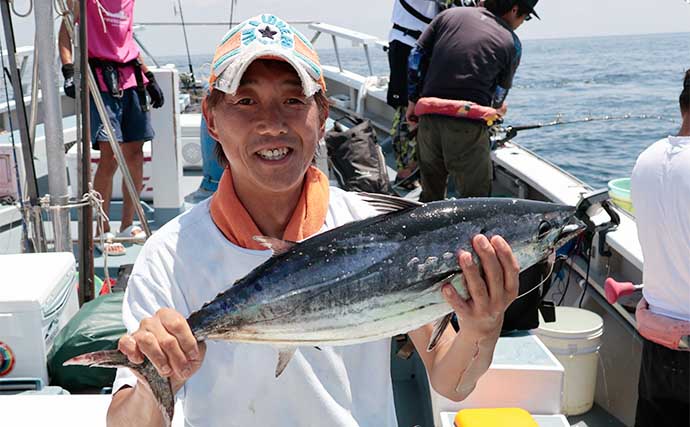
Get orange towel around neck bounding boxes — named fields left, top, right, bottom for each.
left=209, top=166, right=330, bottom=250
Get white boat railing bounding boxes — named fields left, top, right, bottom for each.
left=0, top=45, right=33, bottom=90
left=309, top=23, right=385, bottom=76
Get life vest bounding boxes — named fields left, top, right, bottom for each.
left=414, top=97, right=503, bottom=126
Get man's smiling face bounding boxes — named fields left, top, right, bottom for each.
left=205, top=59, right=325, bottom=196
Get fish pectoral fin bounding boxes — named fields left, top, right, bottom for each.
left=275, top=347, right=297, bottom=377
left=427, top=313, right=453, bottom=352
left=253, top=236, right=296, bottom=256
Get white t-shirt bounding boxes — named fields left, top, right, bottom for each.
left=112, top=188, right=399, bottom=427
left=389, top=0, right=439, bottom=47
left=631, top=135, right=690, bottom=321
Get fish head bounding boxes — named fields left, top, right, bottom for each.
left=480, top=200, right=585, bottom=270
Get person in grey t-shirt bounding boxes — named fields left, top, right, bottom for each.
left=407, top=0, right=539, bottom=201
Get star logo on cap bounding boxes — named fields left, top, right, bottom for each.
left=259, top=25, right=277, bottom=40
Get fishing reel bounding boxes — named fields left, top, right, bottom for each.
left=488, top=121, right=516, bottom=149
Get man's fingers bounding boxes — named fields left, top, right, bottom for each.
left=442, top=283, right=471, bottom=315
left=458, top=250, right=488, bottom=310
left=133, top=327, right=172, bottom=377
left=472, top=235, right=504, bottom=302
left=152, top=310, right=194, bottom=378
left=159, top=309, right=201, bottom=362
left=491, top=235, right=520, bottom=301
left=118, top=335, right=144, bottom=364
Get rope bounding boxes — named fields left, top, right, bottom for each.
left=9, top=0, right=33, bottom=17
left=38, top=188, right=112, bottom=282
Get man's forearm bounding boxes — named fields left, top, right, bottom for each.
left=427, top=321, right=501, bottom=401
left=107, top=385, right=166, bottom=427
left=137, top=54, right=150, bottom=74
left=58, top=23, right=73, bottom=65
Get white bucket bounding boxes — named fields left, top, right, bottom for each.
left=534, top=307, right=604, bottom=415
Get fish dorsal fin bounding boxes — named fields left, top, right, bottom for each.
left=427, top=313, right=453, bottom=352
left=275, top=347, right=297, bottom=377
left=357, top=192, right=423, bottom=215
left=253, top=236, right=296, bottom=256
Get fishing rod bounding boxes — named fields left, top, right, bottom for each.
left=228, top=0, right=237, bottom=29
left=492, top=113, right=678, bottom=146
left=174, top=0, right=195, bottom=85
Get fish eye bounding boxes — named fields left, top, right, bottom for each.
left=538, top=220, right=552, bottom=238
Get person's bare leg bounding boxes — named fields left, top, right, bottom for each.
left=93, top=141, right=118, bottom=234
left=120, top=141, right=145, bottom=232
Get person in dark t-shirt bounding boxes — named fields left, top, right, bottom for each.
left=407, top=0, right=539, bottom=201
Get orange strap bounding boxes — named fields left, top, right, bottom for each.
left=210, top=166, right=329, bottom=250
left=636, top=298, right=690, bottom=351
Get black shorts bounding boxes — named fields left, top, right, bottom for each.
left=635, top=338, right=689, bottom=427
left=90, top=87, right=155, bottom=150
left=387, top=40, right=413, bottom=108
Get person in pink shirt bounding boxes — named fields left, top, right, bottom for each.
left=58, top=0, right=164, bottom=255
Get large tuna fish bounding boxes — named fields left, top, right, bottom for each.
left=65, top=194, right=584, bottom=425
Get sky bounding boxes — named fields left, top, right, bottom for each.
left=4, top=0, right=690, bottom=57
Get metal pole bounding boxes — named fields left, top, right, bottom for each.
left=132, top=33, right=160, bottom=67
left=0, top=0, right=47, bottom=252
left=76, top=13, right=94, bottom=304
left=34, top=0, right=71, bottom=253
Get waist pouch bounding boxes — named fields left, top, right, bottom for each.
left=636, top=298, right=690, bottom=351
left=415, top=97, right=502, bottom=126
left=89, top=58, right=148, bottom=111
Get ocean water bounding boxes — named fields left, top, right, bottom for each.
left=160, top=32, right=689, bottom=189
left=7, top=32, right=689, bottom=189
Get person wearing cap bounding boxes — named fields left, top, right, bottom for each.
left=105, top=14, right=520, bottom=427
left=407, top=0, right=539, bottom=201
left=58, top=0, right=165, bottom=256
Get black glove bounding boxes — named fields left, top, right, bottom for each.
left=61, top=63, right=76, bottom=99
left=144, top=71, right=164, bottom=109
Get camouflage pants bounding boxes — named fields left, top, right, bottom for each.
left=390, top=106, right=417, bottom=174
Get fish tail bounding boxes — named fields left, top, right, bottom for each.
left=64, top=350, right=175, bottom=426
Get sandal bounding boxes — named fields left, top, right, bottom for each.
left=118, top=224, right=147, bottom=244
left=95, top=232, right=127, bottom=256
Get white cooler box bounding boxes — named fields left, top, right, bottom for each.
left=429, top=334, right=565, bottom=427
left=0, top=253, right=79, bottom=386
left=66, top=141, right=154, bottom=201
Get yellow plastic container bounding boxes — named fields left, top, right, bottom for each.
left=608, top=178, right=634, bottom=214
left=453, top=408, right=538, bottom=427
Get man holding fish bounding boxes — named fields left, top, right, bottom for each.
left=87, top=14, right=580, bottom=427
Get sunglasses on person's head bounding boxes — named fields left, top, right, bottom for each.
left=524, top=14, right=532, bottom=21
